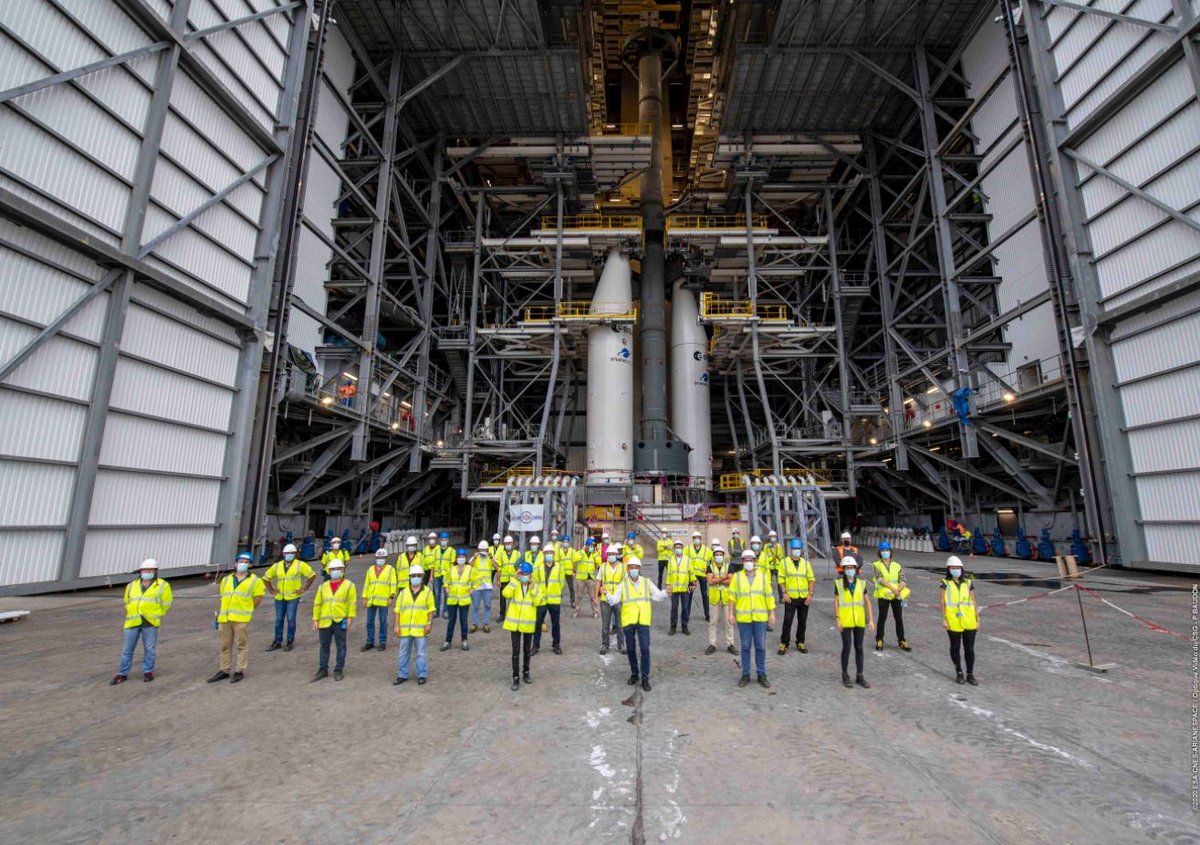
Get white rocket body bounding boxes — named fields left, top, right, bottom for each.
left=586, top=248, right=634, bottom=485
left=671, top=281, right=711, bottom=489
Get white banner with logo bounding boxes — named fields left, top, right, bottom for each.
left=508, top=505, right=544, bottom=533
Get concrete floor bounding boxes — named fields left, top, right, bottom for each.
left=0, top=551, right=1196, bottom=844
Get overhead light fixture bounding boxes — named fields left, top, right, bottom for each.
left=383, top=392, right=391, bottom=398
left=925, top=385, right=939, bottom=394
left=321, top=396, right=334, bottom=407
left=671, top=123, right=684, bottom=129
left=868, top=437, right=878, bottom=445
left=437, top=439, right=445, bottom=448
left=390, top=422, right=400, bottom=432
left=922, top=419, right=932, bottom=429
left=400, top=400, right=411, bottom=409
left=343, top=372, right=357, bottom=381
left=903, top=397, right=915, bottom=406
left=1002, top=392, right=1016, bottom=403
left=605, top=123, right=617, bottom=129
left=929, top=446, right=941, bottom=452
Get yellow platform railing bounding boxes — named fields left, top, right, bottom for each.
left=666, top=213, right=769, bottom=231
left=718, top=468, right=834, bottom=491
left=538, top=214, right=643, bottom=231
left=479, top=465, right=571, bottom=487
left=594, top=122, right=654, bottom=137
left=700, top=292, right=789, bottom=322
left=523, top=301, right=640, bottom=323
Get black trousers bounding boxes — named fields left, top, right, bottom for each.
left=657, top=560, right=668, bottom=588
left=694, top=578, right=710, bottom=619
left=510, top=630, right=533, bottom=678
left=948, top=629, right=977, bottom=674
left=565, top=575, right=576, bottom=606
left=877, top=598, right=906, bottom=642
left=840, top=626, right=865, bottom=676
left=781, top=600, right=809, bottom=644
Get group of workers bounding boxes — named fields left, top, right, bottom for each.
left=110, top=527, right=981, bottom=692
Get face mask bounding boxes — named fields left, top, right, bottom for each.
left=845, top=570, right=856, bottom=580
left=284, top=554, right=295, bottom=561
left=881, top=551, right=891, bottom=560
left=751, top=543, right=761, bottom=551
left=693, top=542, right=701, bottom=549
left=715, top=555, right=724, bottom=564
left=629, top=570, right=640, bottom=580
left=505, top=544, right=513, bottom=551
left=519, top=574, right=529, bottom=584
left=457, top=559, right=467, bottom=566
left=410, top=577, right=422, bottom=587
left=236, top=562, right=249, bottom=574
left=140, top=571, right=155, bottom=581
left=330, top=570, right=344, bottom=580
left=745, top=562, right=756, bottom=572
left=949, top=568, right=962, bottom=579
left=790, top=550, right=801, bottom=559
left=440, top=541, right=448, bottom=548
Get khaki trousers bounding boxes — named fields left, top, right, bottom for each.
left=219, top=621, right=249, bottom=672
left=708, top=601, right=733, bottom=647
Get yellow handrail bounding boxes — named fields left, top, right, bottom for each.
left=538, top=214, right=643, bottom=231
left=594, top=122, right=654, bottom=137
left=479, top=465, right=570, bottom=487
left=666, top=214, right=769, bottom=231
left=700, top=292, right=789, bottom=322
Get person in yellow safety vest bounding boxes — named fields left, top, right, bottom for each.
left=623, top=531, right=644, bottom=563
left=393, top=564, right=435, bottom=685
left=532, top=546, right=566, bottom=655
left=504, top=562, right=542, bottom=689
left=762, top=530, right=785, bottom=618
left=575, top=537, right=600, bottom=618
left=470, top=540, right=494, bottom=634
left=872, top=541, right=912, bottom=653
left=666, top=539, right=696, bottom=636
left=777, top=539, right=815, bottom=655
left=728, top=550, right=777, bottom=688
left=524, top=535, right=546, bottom=570
left=655, top=536, right=673, bottom=588
left=207, top=552, right=265, bottom=684
left=111, top=558, right=173, bottom=684
left=941, top=555, right=979, bottom=686
left=441, top=548, right=475, bottom=652
left=603, top=558, right=668, bottom=692
left=704, top=546, right=735, bottom=656
left=686, top=531, right=715, bottom=623
left=311, top=558, right=356, bottom=681
left=420, top=532, right=439, bottom=587
left=834, top=557, right=874, bottom=689
left=494, top=535, right=521, bottom=622
left=835, top=531, right=862, bottom=574
left=398, top=536, right=423, bottom=577
left=360, top=547, right=397, bottom=652
left=320, top=536, right=349, bottom=580
left=264, top=543, right=316, bottom=652
left=430, top=532, right=455, bottom=619
left=597, top=544, right=627, bottom=655
left=728, top=528, right=745, bottom=563
left=559, top=533, right=577, bottom=610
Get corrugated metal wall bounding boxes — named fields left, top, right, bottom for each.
left=0, top=0, right=308, bottom=590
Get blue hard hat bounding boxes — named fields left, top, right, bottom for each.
left=879, top=541, right=892, bottom=551
left=627, top=531, right=636, bottom=539
left=438, top=531, right=449, bottom=540
left=457, top=548, right=468, bottom=557
left=236, top=552, right=253, bottom=561
left=789, top=538, right=802, bottom=550
left=585, top=538, right=595, bottom=546
left=562, top=534, right=571, bottom=542
left=519, top=562, right=533, bottom=574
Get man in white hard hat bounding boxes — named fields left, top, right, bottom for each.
left=728, top=528, right=745, bottom=560
left=311, top=557, right=356, bottom=681
left=603, top=558, right=668, bottom=691
left=321, top=535, right=349, bottom=581
left=728, top=549, right=776, bottom=688
left=666, top=539, right=696, bottom=636
left=263, top=543, right=315, bottom=652
left=399, top=536, right=422, bottom=572
left=208, top=552, right=265, bottom=684
left=111, top=559, right=173, bottom=684
left=494, top=535, right=520, bottom=622
left=686, top=531, right=714, bottom=622
left=470, top=540, right=494, bottom=633
left=393, top=564, right=435, bottom=685
left=361, top=547, right=397, bottom=651
left=597, top=543, right=626, bottom=655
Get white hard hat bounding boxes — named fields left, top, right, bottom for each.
left=530, top=536, right=541, bottom=544
left=731, top=527, right=740, bottom=533
left=768, top=529, right=778, bottom=537
left=946, top=555, right=964, bottom=568
left=139, top=558, right=159, bottom=570
left=405, top=535, right=418, bottom=546
left=692, top=530, right=702, bottom=538
left=493, top=533, right=501, bottom=540
left=477, top=541, right=489, bottom=550
left=428, top=532, right=437, bottom=539
left=544, top=546, right=555, bottom=556
left=750, top=535, right=761, bottom=544
left=282, top=544, right=298, bottom=554
left=627, top=557, right=642, bottom=568
left=330, top=537, right=341, bottom=545
left=841, top=556, right=858, bottom=569
left=841, top=531, right=852, bottom=540
left=741, top=549, right=756, bottom=559
left=409, top=564, right=424, bottom=576
left=711, top=539, right=722, bottom=546
left=611, top=543, right=622, bottom=552
left=503, top=535, right=513, bottom=543
left=601, top=531, right=610, bottom=539
left=375, top=548, right=388, bottom=558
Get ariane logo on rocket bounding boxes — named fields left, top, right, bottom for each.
left=612, top=345, right=632, bottom=363
left=698, top=372, right=709, bottom=385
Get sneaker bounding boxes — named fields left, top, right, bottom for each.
left=641, top=678, right=651, bottom=692
left=393, top=677, right=407, bottom=685
left=842, top=673, right=853, bottom=688
left=522, top=672, right=532, bottom=685
left=966, top=674, right=978, bottom=686
left=737, top=676, right=750, bottom=688
left=283, top=642, right=294, bottom=652
left=266, top=641, right=282, bottom=652
left=777, top=644, right=788, bottom=655
left=511, top=678, right=520, bottom=691
left=797, top=642, right=807, bottom=653
left=552, top=646, right=562, bottom=655
left=143, top=672, right=154, bottom=683
left=956, top=672, right=965, bottom=685
left=207, top=671, right=230, bottom=683
left=461, top=641, right=469, bottom=651
left=483, top=625, right=491, bottom=633
left=333, top=670, right=343, bottom=681
left=417, top=677, right=427, bottom=685
left=618, top=646, right=627, bottom=655
left=899, top=640, right=912, bottom=652
left=361, top=642, right=375, bottom=652
left=109, top=675, right=127, bottom=685
left=470, top=624, right=479, bottom=634
left=875, top=639, right=884, bottom=652
left=726, top=645, right=736, bottom=655
left=855, top=675, right=870, bottom=689
left=378, top=644, right=386, bottom=651
left=231, top=672, right=244, bottom=683
left=599, top=645, right=609, bottom=655
left=704, top=645, right=716, bottom=655
left=440, top=642, right=452, bottom=652
left=668, top=627, right=677, bottom=636
left=311, top=670, right=328, bottom=682
left=758, top=674, right=770, bottom=689
left=628, top=673, right=640, bottom=686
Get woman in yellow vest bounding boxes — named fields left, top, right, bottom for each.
left=597, top=544, right=627, bottom=655
left=833, top=557, right=874, bottom=689
left=361, top=547, right=397, bottom=652
left=705, top=547, right=734, bottom=655
left=320, top=536, right=349, bottom=581
left=941, top=555, right=979, bottom=685
left=504, top=562, right=541, bottom=690
left=208, top=552, right=265, bottom=684
left=777, top=539, right=815, bottom=655
left=727, top=550, right=777, bottom=687
left=393, top=564, right=435, bottom=685
left=532, top=546, right=565, bottom=655
left=604, top=558, right=668, bottom=691
left=441, top=549, right=474, bottom=652
left=311, top=559, right=357, bottom=681
left=872, top=541, right=911, bottom=652
left=111, top=558, right=173, bottom=684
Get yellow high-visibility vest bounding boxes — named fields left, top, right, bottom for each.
left=559, top=548, right=576, bottom=576
left=320, top=548, right=349, bottom=574
left=524, top=550, right=545, bottom=569
left=362, top=564, right=398, bottom=607
left=218, top=573, right=264, bottom=623
left=123, top=578, right=173, bottom=628
left=394, top=584, right=435, bottom=637
left=494, top=548, right=520, bottom=579
left=834, top=577, right=867, bottom=628
left=264, top=559, right=314, bottom=601
left=599, top=561, right=625, bottom=593
left=313, top=579, right=357, bottom=628
left=473, top=553, right=494, bottom=582
left=873, top=559, right=910, bottom=600
left=730, top=569, right=775, bottom=622
left=943, top=579, right=977, bottom=631
left=576, top=549, right=600, bottom=579
left=444, top=564, right=475, bottom=605
left=623, top=543, right=644, bottom=562
left=778, top=556, right=815, bottom=599
left=707, top=561, right=731, bottom=605
left=686, top=544, right=714, bottom=578
left=761, top=542, right=784, bottom=572
left=533, top=561, right=565, bottom=606
left=502, top=581, right=541, bottom=633
left=620, top=577, right=652, bottom=626
left=656, top=538, right=673, bottom=561
left=666, top=555, right=692, bottom=593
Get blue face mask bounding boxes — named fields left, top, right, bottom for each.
left=284, top=554, right=295, bottom=561
left=949, top=569, right=962, bottom=579
left=629, top=569, right=640, bottom=580
left=519, top=574, right=530, bottom=584
left=881, top=551, right=891, bottom=560
left=845, top=570, right=856, bottom=580
left=140, top=571, right=155, bottom=581
left=330, top=570, right=344, bottom=580
left=236, top=562, right=249, bottom=574
left=410, top=577, right=422, bottom=587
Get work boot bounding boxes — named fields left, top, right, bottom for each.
left=511, top=677, right=520, bottom=691
left=378, top=643, right=386, bottom=651
left=758, top=674, right=770, bottom=689
left=522, top=671, right=532, bottom=685
left=311, top=669, right=328, bottom=682
left=207, top=671, right=230, bottom=683
left=334, top=670, right=343, bottom=681
left=143, top=672, right=154, bottom=682
left=471, top=624, right=478, bottom=634
left=552, top=645, right=562, bottom=655
left=599, top=644, right=609, bottom=655
left=727, top=645, right=736, bottom=655
left=797, top=642, right=808, bottom=653
left=483, top=625, right=491, bottom=633
left=266, top=641, right=282, bottom=652
left=766, top=624, right=773, bottom=632
left=842, top=673, right=853, bottom=688
left=628, top=673, right=640, bottom=686
left=899, top=640, right=912, bottom=652
left=875, top=639, right=884, bottom=651
left=109, top=675, right=126, bottom=685
left=778, top=643, right=789, bottom=655
left=393, top=677, right=407, bottom=685
left=956, top=672, right=965, bottom=685
left=440, top=641, right=452, bottom=652
left=231, top=672, right=244, bottom=683
left=461, top=641, right=469, bottom=651
left=417, top=677, right=426, bottom=685
left=855, top=675, right=870, bottom=689
left=681, top=626, right=690, bottom=636
left=361, top=642, right=374, bottom=652
left=966, top=674, right=978, bottom=686
left=641, top=678, right=651, bottom=692
left=738, top=676, right=750, bottom=688
left=705, top=645, right=716, bottom=655
left=668, top=627, right=677, bottom=636
left=284, top=641, right=294, bottom=652
left=618, top=644, right=626, bottom=655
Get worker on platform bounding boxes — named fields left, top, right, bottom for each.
left=705, top=546, right=735, bottom=655
left=321, top=535, right=349, bottom=581
left=441, top=548, right=474, bottom=652
left=604, top=558, right=668, bottom=691
left=504, top=562, right=541, bottom=690
left=666, top=539, right=695, bottom=636
left=728, top=549, right=776, bottom=688
left=532, top=546, right=565, bottom=655
left=311, top=558, right=356, bottom=681
left=834, top=557, right=874, bottom=689
left=431, top=531, right=455, bottom=618
left=495, top=535, right=520, bottom=622
left=560, top=533, right=577, bottom=610
left=656, top=535, right=673, bottom=588
left=728, top=527, right=745, bottom=561
left=835, top=531, right=862, bottom=573
left=777, top=539, right=815, bottom=654
left=872, top=541, right=911, bottom=652
left=264, top=543, right=315, bottom=652
left=111, top=559, right=173, bottom=684
left=360, top=547, right=397, bottom=652
left=207, top=552, right=265, bottom=684
left=470, top=540, right=494, bottom=633
left=576, top=537, right=600, bottom=618
left=597, top=543, right=626, bottom=654
left=686, top=530, right=714, bottom=621
left=941, top=556, right=979, bottom=685
left=624, top=531, right=643, bottom=563
left=393, top=564, right=434, bottom=686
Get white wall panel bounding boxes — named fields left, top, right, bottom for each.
left=0, top=243, right=107, bottom=342
left=89, top=470, right=221, bottom=525
left=0, top=392, right=86, bottom=464
left=0, top=323, right=98, bottom=402
left=1144, top=524, right=1200, bottom=566
left=0, top=531, right=65, bottom=586
left=121, top=302, right=240, bottom=386
left=109, top=357, right=233, bottom=430
left=80, top=527, right=217, bottom=579
left=0, top=461, right=75, bottom=526
left=1118, top=366, right=1200, bottom=427
left=130, top=285, right=242, bottom=346
left=100, top=414, right=227, bottom=477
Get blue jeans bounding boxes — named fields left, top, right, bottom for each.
left=273, top=598, right=299, bottom=643
left=738, top=620, right=768, bottom=677
left=432, top=576, right=445, bottom=616
left=318, top=624, right=346, bottom=671
left=534, top=603, right=561, bottom=649
left=118, top=625, right=158, bottom=675
left=471, top=589, right=492, bottom=625
left=624, top=623, right=650, bottom=679
left=397, top=635, right=428, bottom=679
left=365, top=604, right=389, bottom=645
left=445, top=604, right=470, bottom=643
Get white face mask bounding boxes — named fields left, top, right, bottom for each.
left=715, top=555, right=725, bottom=564
left=629, top=569, right=640, bottom=580
left=881, top=551, right=891, bottom=559
left=330, top=570, right=344, bottom=580
left=505, top=544, right=513, bottom=551
left=949, top=568, right=963, bottom=579
left=745, top=561, right=756, bottom=571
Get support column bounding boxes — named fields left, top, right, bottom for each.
left=409, top=143, right=444, bottom=471
left=745, top=188, right=781, bottom=474
left=460, top=190, right=486, bottom=496
left=825, top=189, right=856, bottom=495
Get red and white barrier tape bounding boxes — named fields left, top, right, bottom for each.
left=1074, top=584, right=1190, bottom=642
